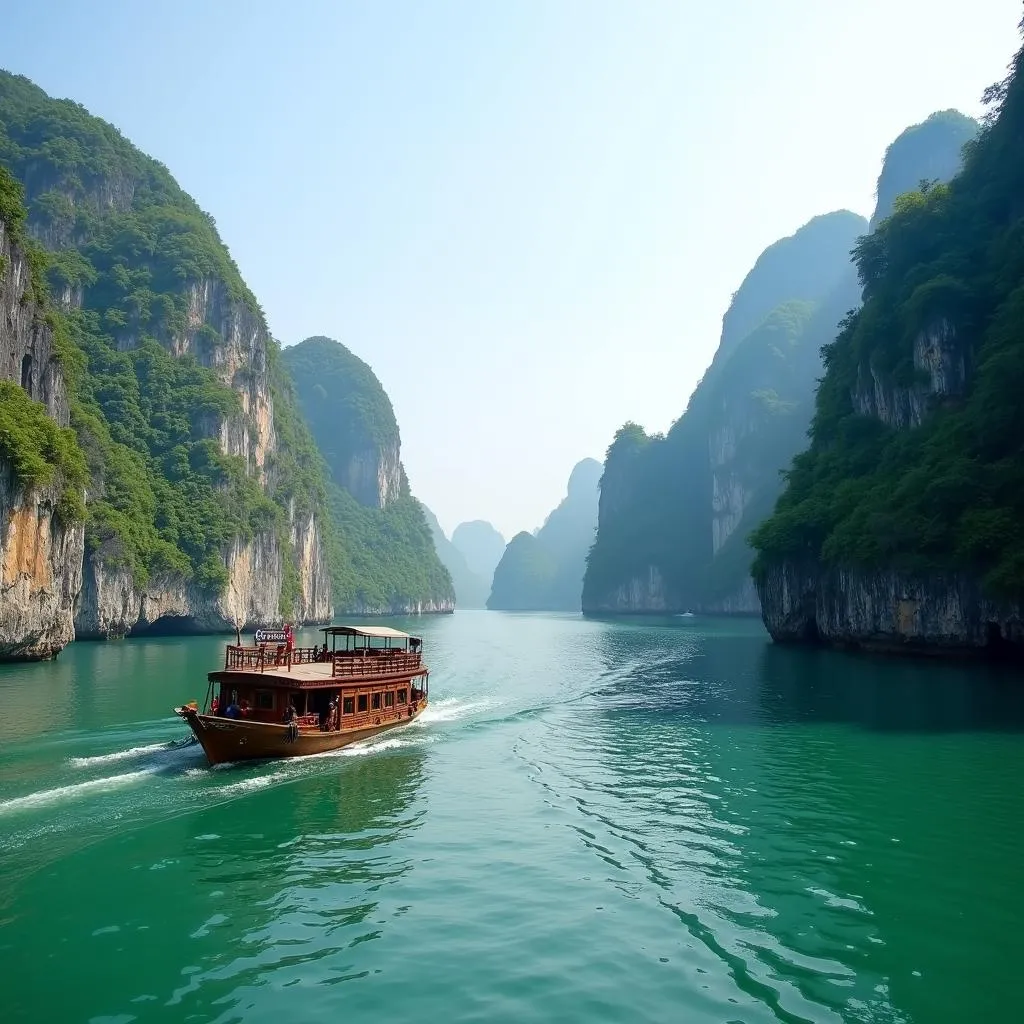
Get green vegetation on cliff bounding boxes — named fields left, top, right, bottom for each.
left=283, top=336, right=454, bottom=612
left=0, top=72, right=321, bottom=596
left=280, top=335, right=399, bottom=485
left=0, top=166, right=87, bottom=520
left=753, top=39, right=1024, bottom=597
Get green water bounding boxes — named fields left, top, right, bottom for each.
left=0, top=613, right=1021, bottom=1023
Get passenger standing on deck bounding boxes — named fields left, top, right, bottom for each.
left=285, top=623, right=295, bottom=654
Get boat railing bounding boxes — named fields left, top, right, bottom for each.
left=331, top=651, right=423, bottom=677
left=223, top=645, right=324, bottom=672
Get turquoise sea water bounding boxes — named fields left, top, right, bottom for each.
left=0, top=612, right=1021, bottom=1023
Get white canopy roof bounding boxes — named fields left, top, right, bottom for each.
left=321, top=625, right=417, bottom=640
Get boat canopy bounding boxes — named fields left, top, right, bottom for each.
left=320, top=625, right=418, bottom=640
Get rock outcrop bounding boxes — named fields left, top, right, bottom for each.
left=758, top=562, right=1023, bottom=655
left=0, top=202, right=85, bottom=659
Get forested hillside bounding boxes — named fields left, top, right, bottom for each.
left=284, top=337, right=454, bottom=614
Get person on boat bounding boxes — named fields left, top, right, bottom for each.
left=319, top=642, right=329, bottom=662
left=285, top=623, right=295, bottom=653
left=283, top=702, right=300, bottom=742
left=211, top=696, right=220, bottom=716
left=327, top=696, right=338, bottom=732
left=225, top=700, right=241, bottom=719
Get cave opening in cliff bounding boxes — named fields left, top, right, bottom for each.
left=801, top=615, right=821, bottom=644
left=133, top=616, right=203, bottom=637
left=20, top=353, right=32, bottom=394
left=985, top=621, right=1013, bottom=660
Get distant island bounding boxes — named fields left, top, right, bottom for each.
left=488, top=459, right=601, bottom=611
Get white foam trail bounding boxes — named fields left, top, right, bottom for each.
left=0, top=770, right=154, bottom=816
left=216, top=771, right=286, bottom=795
left=416, top=698, right=492, bottom=725
left=70, top=742, right=169, bottom=768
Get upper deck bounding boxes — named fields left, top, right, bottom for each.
left=209, top=624, right=427, bottom=689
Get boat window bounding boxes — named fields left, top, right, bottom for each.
left=397, top=688, right=407, bottom=704
left=342, top=696, right=354, bottom=715
left=384, top=691, right=395, bottom=707
left=358, top=694, right=368, bottom=712
left=372, top=692, right=382, bottom=710
left=256, top=690, right=274, bottom=710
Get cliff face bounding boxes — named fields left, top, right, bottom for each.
left=759, top=562, right=1023, bottom=655
left=0, top=72, right=333, bottom=648
left=75, top=502, right=330, bottom=638
left=753, top=42, right=1024, bottom=658
left=0, top=204, right=85, bottom=658
left=488, top=459, right=601, bottom=611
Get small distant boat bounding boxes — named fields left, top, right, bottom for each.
left=175, top=625, right=429, bottom=766
left=678, top=611, right=695, bottom=618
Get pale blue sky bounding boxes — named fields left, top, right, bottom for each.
left=3, top=1, right=1021, bottom=538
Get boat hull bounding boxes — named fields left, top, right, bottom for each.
left=177, top=703, right=426, bottom=766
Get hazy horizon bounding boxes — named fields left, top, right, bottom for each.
left=3, top=0, right=1021, bottom=539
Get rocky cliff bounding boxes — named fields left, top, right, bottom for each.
left=753, top=37, right=1024, bottom=658
left=583, top=110, right=978, bottom=620
left=283, top=336, right=454, bottom=614
left=758, top=562, right=1022, bottom=655
left=0, top=72, right=332, bottom=650
left=488, top=458, right=601, bottom=611
left=0, top=186, right=85, bottom=657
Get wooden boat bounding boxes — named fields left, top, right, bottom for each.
left=175, top=625, right=429, bottom=765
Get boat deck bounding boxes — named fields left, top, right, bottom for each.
left=209, top=645, right=427, bottom=688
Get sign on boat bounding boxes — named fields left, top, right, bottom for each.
left=174, top=625, right=429, bottom=765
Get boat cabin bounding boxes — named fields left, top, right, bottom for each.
left=203, top=625, right=428, bottom=733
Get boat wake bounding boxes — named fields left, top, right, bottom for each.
left=0, top=769, right=155, bottom=816
left=69, top=742, right=175, bottom=768
left=415, top=697, right=494, bottom=725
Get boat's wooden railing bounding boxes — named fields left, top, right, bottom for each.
left=330, top=650, right=423, bottom=677
left=223, top=645, right=324, bottom=672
